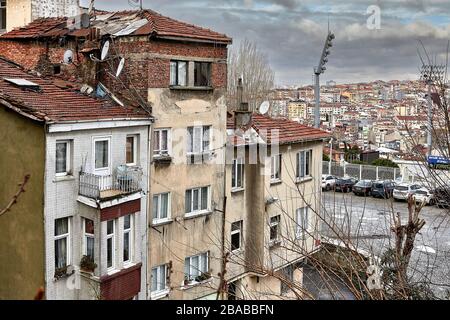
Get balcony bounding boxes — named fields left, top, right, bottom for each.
left=79, top=166, right=143, bottom=201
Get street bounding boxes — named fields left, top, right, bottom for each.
left=320, top=191, right=450, bottom=297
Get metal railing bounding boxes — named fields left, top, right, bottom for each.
left=322, top=161, right=400, bottom=181
left=79, top=166, right=143, bottom=200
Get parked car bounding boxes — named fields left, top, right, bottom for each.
left=371, top=180, right=395, bottom=199
left=434, top=187, right=450, bottom=208
left=352, top=180, right=373, bottom=196
left=393, top=183, right=422, bottom=201
left=322, top=174, right=336, bottom=191
left=413, top=188, right=435, bottom=205
left=335, top=177, right=358, bottom=193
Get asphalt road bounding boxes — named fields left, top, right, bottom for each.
left=320, top=190, right=450, bottom=298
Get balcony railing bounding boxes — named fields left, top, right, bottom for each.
left=79, top=166, right=143, bottom=200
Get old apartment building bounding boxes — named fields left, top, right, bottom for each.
left=0, top=57, right=152, bottom=300
left=225, top=111, right=329, bottom=299
left=0, top=7, right=231, bottom=300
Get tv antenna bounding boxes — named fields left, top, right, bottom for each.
left=128, top=0, right=143, bottom=10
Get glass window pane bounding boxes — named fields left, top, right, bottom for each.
left=185, top=190, right=192, bottom=213
left=193, top=189, right=199, bottom=211
left=56, top=142, right=67, bottom=173
left=193, top=127, right=202, bottom=153
left=202, top=126, right=210, bottom=151
left=107, top=238, right=113, bottom=268
left=192, top=256, right=199, bottom=276
left=305, top=150, right=310, bottom=176
left=232, top=160, right=236, bottom=187
left=86, top=237, right=94, bottom=259
left=124, top=215, right=131, bottom=229
left=123, top=232, right=130, bottom=262
left=178, top=61, right=187, bottom=86
left=160, top=194, right=168, bottom=219
left=151, top=268, right=158, bottom=292
left=55, top=218, right=68, bottom=236
left=161, top=130, right=168, bottom=152
left=95, top=140, right=109, bottom=169
left=126, top=137, right=134, bottom=164
left=184, top=258, right=190, bottom=279
left=154, top=131, right=160, bottom=153
left=170, top=62, right=177, bottom=86
left=107, top=220, right=114, bottom=235
left=201, top=253, right=208, bottom=273
left=300, top=152, right=306, bottom=177
left=187, top=127, right=193, bottom=153
left=55, top=238, right=67, bottom=268
left=153, top=196, right=159, bottom=219
left=201, top=187, right=208, bottom=210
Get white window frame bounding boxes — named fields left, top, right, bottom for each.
left=82, top=218, right=95, bottom=259
left=54, top=217, right=71, bottom=269
left=231, top=158, right=245, bottom=190
left=152, top=192, right=171, bottom=223
left=93, top=136, right=111, bottom=175
left=296, top=207, right=310, bottom=239
left=185, top=186, right=210, bottom=217
left=123, top=215, right=133, bottom=265
left=55, top=140, right=72, bottom=177
left=184, top=252, right=209, bottom=283
left=153, top=128, right=171, bottom=157
left=151, top=264, right=169, bottom=297
left=296, top=149, right=312, bottom=180
left=187, top=126, right=211, bottom=155
left=271, top=154, right=282, bottom=182
left=106, top=220, right=116, bottom=272
left=231, top=220, right=243, bottom=253
left=126, top=135, right=138, bottom=166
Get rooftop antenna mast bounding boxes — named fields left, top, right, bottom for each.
left=128, top=0, right=143, bottom=10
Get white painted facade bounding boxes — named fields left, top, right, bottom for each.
left=43, top=123, right=151, bottom=300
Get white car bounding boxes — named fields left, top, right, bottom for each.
left=413, top=188, right=435, bottom=205
left=322, top=175, right=336, bottom=191
left=393, top=183, right=422, bottom=201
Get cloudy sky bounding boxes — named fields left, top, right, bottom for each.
left=81, top=0, right=450, bottom=86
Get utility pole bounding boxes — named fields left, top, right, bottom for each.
left=314, top=31, right=335, bottom=128
left=420, top=64, right=445, bottom=157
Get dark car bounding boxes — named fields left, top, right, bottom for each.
left=371, top=180, right=395, bottom=199
left=335, top=177, right=358, bottom=193
left=434, top=187, right=450, bottom=208
left=353, top=180, right=373, bottom=196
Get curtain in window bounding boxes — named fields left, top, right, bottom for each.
left=201, top=253, right=208, bottom=273
left=187, top=127, right=193, bottom=153
left=56, top=143, right=67, bottom=173
left=202, top=126, right=210, bottom=152
left=178, top=62, right=187, bottom=86
left=151, top=268, right=158, bottom=292
left=86, top=237, right=94, bottom=260
left=161, top=130, right=168, bottom=153
left=55, top=238, right=67, bottom=269
left=192, top=255, right=199, bottom=277
left=184, top=258, right=190, bottom=280
left=154, top=131, right=160, bottom=153
left=193, top=189, right=199, bottom=211
left=193, top=127, right=202, bottom=154
left=126, top=137, right=134, bottom=164
left=170, top=62, right=177, bottom=86
left=300, top=152, right=306, bottom=177
left=123, top=232, right=130, bottom=262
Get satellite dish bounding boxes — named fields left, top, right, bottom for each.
left=116, top=57, right=125, bottom=77
left=259, top=101, right=270, bottom=115
left=80, top=13, right=90, bottom=28
left=101, top=40, right=110, bottom=61
left=63, top=50, right=74, bottom=64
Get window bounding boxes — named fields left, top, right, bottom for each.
left=194, top=62, right=211, bottom=87
left=123, top=215, right=133, bottom=264
left=232, top=158, right=244, bottom=190
left=0, top=1, right=5, bottom=31
left=151, top=265, right=168, bottom=294
left=170, top=61, right=188, bottom=86
left=154, top=129, right=170, bottom=157
left=55, top=217, right=71, bottom=270
left=271, top=154, right=282, bottom=181
left=296, top=207, right=309, bottom=239
left=56, top=141, right=71, bottom=176
left=94, top=137, right=110, bottom=172
left=185, top=186, right=209, bottom=215
left=152, top=193, right=170, bottom=222
left=280, top=265, right=294, bottom=295
left=126, top=135, right=138, bottom=165
left=106, top=220, right=115, bottom=270
left=83, top=218, right=95, bottom=260
left=184, top=252, right=209, bottom=282
left=296, top=150, right=312, bottom=179
left=187, top=126, right=210, bottom=155
left=269, top=215, right=280, bottom=242
left=231, top=221, right=243, bottom=252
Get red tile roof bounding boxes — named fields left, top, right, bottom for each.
left=1, top=10, right=232, bottom=44
left=227, top=113, right=330, bottom=145
left=0, top=58, right=150, bottom=123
